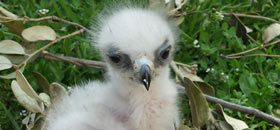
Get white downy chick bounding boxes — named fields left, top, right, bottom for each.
left=46, top=6, right=179, bottom=130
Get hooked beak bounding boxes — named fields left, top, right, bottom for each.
left=139, top=64, right=151, bottom=91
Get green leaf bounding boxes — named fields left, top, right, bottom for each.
left=238, top=72, right=258, bottom=97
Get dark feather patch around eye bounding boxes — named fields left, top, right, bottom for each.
left=155, top=39, right=172, bottom=67
left=109, top=55, right=121, bottom=63
left=160, top=49, right=170, bottom=59
left=107, top=48, right=132, bottom=70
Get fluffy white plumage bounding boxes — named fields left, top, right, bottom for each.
left=46, top=6, right=179, bottom=130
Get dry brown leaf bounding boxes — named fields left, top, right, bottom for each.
left=262, top=23, right=280, bottom=43
left=50, top=83, right=68, bottom=106
left=4, top=54, right=27, bottom=64
left=22, top=26, right=56, bottom=42
left=29, top=116, right=46, bottom=130
left=217, top=121, right=233, bottom=130
left=0, top=67, right=24, bottom=79
left=184, top=77, right=210, bottom=128
left=215, top=104, right=249, bottom=130
left=16, top=70, right=45, bottom=103
left=33, top=72, right=50, bottom=95
left=179, top=65, right=203, bottom=82
left=245, top=26, right=253, bottom=33
left=0, top=40, right=25, bottom=54
left=0, top=55, right=12, bottom=71
left=11, top=80, right=42, bottom=112
left=39, top=93, right=51, bottom=107
left=178, top=65, right=215, bottom=96
left=0, top=7, right=24, bottom=36
left=175, top=15, right=185, bottom=25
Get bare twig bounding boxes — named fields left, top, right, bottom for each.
left=205, top=95, right=280, bottom=127
left=223, top=40, right=280, bottom=57
left=185, top=11, right=279, bottom=23
left=222, top=54, right=280, bottom=59
left=41, top=52, right=106, bottom=69
left=20, top=29, right=84, bottom=67
left=0, top=15, right=94, bottom=36
left=223, top=13, right=280, bottom=23
left=171, top=62, right=280, bottom=127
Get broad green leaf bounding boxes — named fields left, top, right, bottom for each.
left=50, top=83, right=67, bottom=106
left=215, top=104, right=249, bottom=130
left=22, top=26, right=56, bottom=42
left=239, top=73, right=258, bottom=97
left=0, top=40, right=25, bottom=54
left=16, top=70, right=45, bottom=103
left=11, top=80, right=42, bottom=112
left=262, top=23, right=280, bottom=43
left=184, top=77, right=210, bottom=128
left=0, top=55, right=12, bottom=71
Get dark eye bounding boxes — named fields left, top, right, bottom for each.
left=109, top=55, right=121, bottom=63
left=160, top=50, right=170, bottom=59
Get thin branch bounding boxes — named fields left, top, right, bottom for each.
left=222, top=54, right=280, bottom=59
left=223, top=39, right=280, bottom=57
left=171, top=62, right=280, bottom=127
left=40, top=52, right=106, bottom=69
left=205, top=95, right=280, bottom=127
left=0, top=15, right=94, bottom=36
left=185, top=11, right=279, bottom=23
left=20, top=29, right=84, bottom=67
left=223, top=13, right=280, bottom=23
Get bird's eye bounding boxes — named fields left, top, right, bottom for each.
left=160, top=49, right=169, bottom=59
left=109, top=55, right=121, bottom=63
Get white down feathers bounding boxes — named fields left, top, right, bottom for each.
left=46, top=7, right=179, bottom=130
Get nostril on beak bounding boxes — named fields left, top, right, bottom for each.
left=140, top=64, right=151, bottom=91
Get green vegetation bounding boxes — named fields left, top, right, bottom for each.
left=0, top=0, right=279, bottom=129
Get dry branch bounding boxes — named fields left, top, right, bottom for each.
left=41, top=52, right=106, bottom=69
left=0, top=16, right=94, bottom=36
left=222, top=54, right=280, bottom=59
left=223, top=13, right=280, bottom=23
left=19, top=29, right=84, bottom=67
left=222, top=39, right=280, bottom=58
